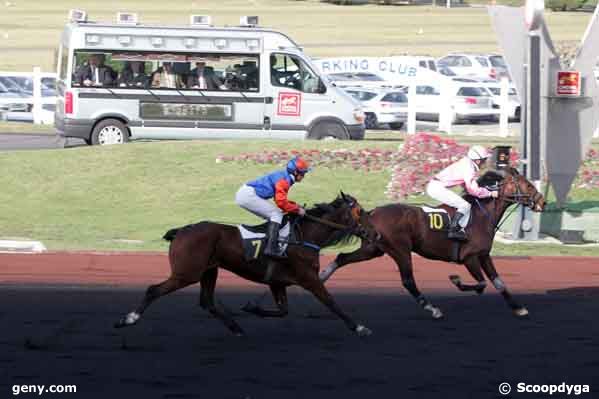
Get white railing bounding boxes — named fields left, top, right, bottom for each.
left=0, top=67, right=57, bottom=124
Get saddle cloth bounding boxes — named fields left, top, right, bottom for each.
left=420, top=206, right=450, bottom=232
left=237, top=222, right=290, bottom=260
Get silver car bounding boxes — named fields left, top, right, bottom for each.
left=344, top=87, right=407, bottom=129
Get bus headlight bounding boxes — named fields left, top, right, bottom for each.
left=353, top=108, right=365, bottom=123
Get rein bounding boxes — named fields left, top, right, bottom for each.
left=304, top=213, right=354, bottom=230
left=478, top=177, right=540, bottom=234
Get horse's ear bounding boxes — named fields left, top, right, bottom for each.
left=340, top=190, right=348, bottom=202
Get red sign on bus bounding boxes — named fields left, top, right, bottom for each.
left=556, top=71, right=581, bottom=96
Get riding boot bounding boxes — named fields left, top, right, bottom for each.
left=448, top=212, right=467, bottom=241
left=264, top=221, right=286, bottom=258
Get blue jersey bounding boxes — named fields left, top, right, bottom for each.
left=247, top=170, right=294, bottom=199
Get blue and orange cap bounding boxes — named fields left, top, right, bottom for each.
left=286, top=156, right=311, bottom=175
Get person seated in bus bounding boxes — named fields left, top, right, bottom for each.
left=151, top=62, right=184, bottom=89
left=77, top=53, right=116, bottom=87
left=187, top=62, right=226, bottom=90
left=241, top=61, right=259, bottom=90
left=117, top=61, right=149, bottom=88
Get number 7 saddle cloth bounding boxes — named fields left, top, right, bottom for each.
left=237, top=221, right=291, bottom=261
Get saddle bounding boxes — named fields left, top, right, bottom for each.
left=237, top=216, right=293, bottom=261
left=421, top=206, right=461, bottom=263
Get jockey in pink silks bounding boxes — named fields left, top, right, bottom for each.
left=425, top=145, right=498, bottom=241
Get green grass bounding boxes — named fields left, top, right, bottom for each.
left=0, top=0, right=595, bottom=71
left=1, top=139, right=598, bottom=255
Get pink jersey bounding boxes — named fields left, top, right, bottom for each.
left=433, top=156, right=492, bottom=198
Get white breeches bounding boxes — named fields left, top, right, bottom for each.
left=426, top=180, right=471, bottom=228
left=235, top=185, right=283, bottom=224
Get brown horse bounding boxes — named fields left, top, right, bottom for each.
left=320, top=168, right=545, bottom=319
left=115, top=193, right=374, bottom=336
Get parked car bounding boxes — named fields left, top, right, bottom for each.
left=450, top=77, right=520, bottom=121
left=1, top=76, right=57, bottom=98
left=402, top=82, right=498, bottom=123
left=0, top=81, right=29, bottom=112
left=343, top=87, right=408, bottom=129
left=437, top=53, right=509, bottom=80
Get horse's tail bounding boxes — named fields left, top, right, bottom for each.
left=163, top=228, right=181, bottom=242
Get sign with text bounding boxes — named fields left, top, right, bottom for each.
left=277, top=92, right=301, bottom=116
left=556, top=71, right=581, bottom=97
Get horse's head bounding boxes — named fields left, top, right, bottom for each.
left=305, top=191, right=370, bottom=246
left=313, top=191, right=365, bottom=228
left=496, top=168, right=545, bottom=212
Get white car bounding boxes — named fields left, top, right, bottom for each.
left=343, top=87, right=407, bottom=129
left=437, top=53, right=509, bottom=80
left=451, top=77, right=520, bottom=120
left=403, top=82, right=497, bottom=123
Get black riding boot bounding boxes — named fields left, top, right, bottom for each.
left=448, top=212, right=467, bottom=241
left=264, top=221, right=285, bottom=258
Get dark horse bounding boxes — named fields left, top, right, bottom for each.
left=320, top=167, right=546, bottom=319
left=115, top=193, right=373, bottom=336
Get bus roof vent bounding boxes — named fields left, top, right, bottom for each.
left=69, top=9, right=88, bottom=23
left=190, top=15, right=212, bottom=27
left=117, top=12, right=138, bottom=25
left=239, top=16, right=258, bottom=27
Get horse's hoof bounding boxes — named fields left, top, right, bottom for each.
left=513, top=307, right=529, bottom=317
left=431, top=307, right=444, bottom=319
left=114, top=312, right=140, bottom=328
left=355, top=325, right=372, bottom=337
left=449, top=275, right=461, bottom=286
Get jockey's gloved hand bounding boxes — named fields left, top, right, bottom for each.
left=490, top=191, right=499, bottom=198
left=297, top=207, right=306, bottom=217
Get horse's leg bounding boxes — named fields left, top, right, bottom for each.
left=320, top=241, right=384, bottom=282
left=242, top=285, right=289, bottom=318
left=449, top=256, right=487, bottom=294
left=479, top=255, right=528, bottom=317
left=199, top=267, right=245, bottom=336
left=299, top=277, right=372, bottom=337
left=114, top=276, right=193, bottom=328
left=387, top=249, right=443, bottom=319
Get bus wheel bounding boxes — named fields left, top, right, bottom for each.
left=308, top=121, right=349, bottom=140
left=91, top=119, right=129, bottom=145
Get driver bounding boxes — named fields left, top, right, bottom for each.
left=425, top=145, right=498, bottom=241
left=235, top=156, right=310, bottom=258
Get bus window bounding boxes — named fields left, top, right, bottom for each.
left=70, top=50, right=260, bottom=91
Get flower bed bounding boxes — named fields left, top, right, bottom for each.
left=216, top=133, right=599, bottom=199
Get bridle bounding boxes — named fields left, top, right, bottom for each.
left=496, top=176, right=543, bottom=209
left=303, top=199, right=378, bottom=242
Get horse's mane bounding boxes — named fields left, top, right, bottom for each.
left=304, top=194, right=358, bottom=248
left=477, top=170, right=505, bottom=186
left=462, top=169, right=506, bottom=203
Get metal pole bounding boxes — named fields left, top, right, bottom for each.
left=529, top=33, right=541, bottom=181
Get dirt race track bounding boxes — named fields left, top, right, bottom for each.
left=1, top=252, right=599, bottom=399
